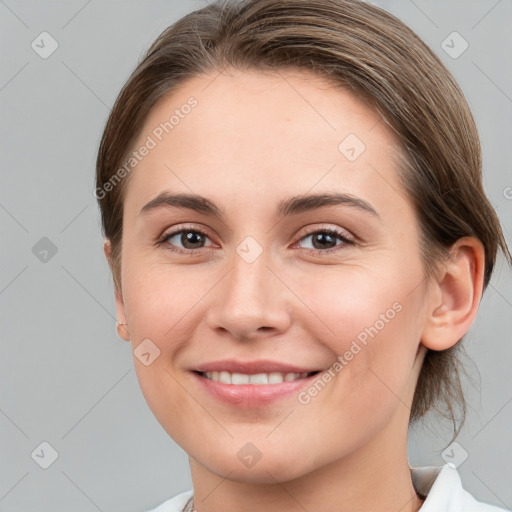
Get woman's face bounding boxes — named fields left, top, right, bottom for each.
left=115, top=68, right=432, bottom=482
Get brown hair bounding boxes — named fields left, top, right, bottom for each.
left=95, top=0, right=512, bottom=437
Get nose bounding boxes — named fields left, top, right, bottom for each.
left=205, top=248, right=292, bottom=342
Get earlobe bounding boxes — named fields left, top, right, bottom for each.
left=103, top=238, right=112, bottom=263
left=421, top=237, right=485, bottom=351
left=104, top=239, right=130, bottom=341
left=114, top=289, right=130, bottom=341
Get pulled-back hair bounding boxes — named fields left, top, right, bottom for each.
left=95, top=0, right=511, bottom=437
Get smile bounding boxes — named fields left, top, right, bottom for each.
left=200, top=371, right=318, bottom=385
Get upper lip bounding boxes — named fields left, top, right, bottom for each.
left=193, top=359, right=321, bottom=375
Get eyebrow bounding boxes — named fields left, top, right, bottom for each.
left=139, top=191, right=381, bottom=220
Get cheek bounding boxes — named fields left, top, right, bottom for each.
left=292, top=263, right=407, bottom=344
left=133, top=360, right=198, bottom=451
left=292, top=264, right=422, bottom=401
left=121, top=254, right=207, bottom=341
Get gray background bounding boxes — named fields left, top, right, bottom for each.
left=1, top=0, right=511, bottom=511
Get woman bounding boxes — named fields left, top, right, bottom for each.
left=95, top=0, right=511, bottom=510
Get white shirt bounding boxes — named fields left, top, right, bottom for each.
left=145, top=463, right=509, bottom=512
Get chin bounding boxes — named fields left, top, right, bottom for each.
left=197, top=447, right=314, bottom=484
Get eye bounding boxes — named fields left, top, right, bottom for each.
left=157, top=224, right=355, bottom=256
left=157, top=225, right=215, bottom=254
left=294, top=226, right=354, bottom=254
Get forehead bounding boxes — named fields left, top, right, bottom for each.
left=124, top=68, right=405, bottom=218
left=136, top=67, right=387, bottom=152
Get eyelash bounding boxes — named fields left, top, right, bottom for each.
left=156, top=224, right=355, bottom=256
left=297, top=225, right=355, bottom=255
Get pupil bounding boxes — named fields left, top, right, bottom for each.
left=313, top=232, right=335, bottom=249
left=183, top=231, right=204, bottom=249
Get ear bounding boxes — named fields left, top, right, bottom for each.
left=421, top=236, right=485, bottom=351
left=104, top=239, right=130, bottom=341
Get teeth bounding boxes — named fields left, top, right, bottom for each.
left=203, top=371, right=310, bottom=384
left=219, top=371, right=231, bottom=384
left=232, top=373, right=250, bottom=384
left=249, top=373, right=268, bottom=384
left=268, top=372, right=285, bottom=384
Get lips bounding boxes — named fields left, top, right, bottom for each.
left=190, top=359, right=323, bottom=407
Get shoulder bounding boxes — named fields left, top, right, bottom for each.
left=145, top=490, right=193, bottom=512
left=412, top=463, right=508, bottom=512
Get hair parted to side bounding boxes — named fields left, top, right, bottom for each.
left=95, top=0, right=511, bottom=438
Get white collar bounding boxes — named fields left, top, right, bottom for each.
left=147, top=463, right=506, bottom=512
left=411, top=463, right=506, bottom=511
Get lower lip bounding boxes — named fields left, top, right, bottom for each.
left=191, top=371, right=319, bottom=407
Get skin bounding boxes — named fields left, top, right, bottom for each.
left=105, top=68, right=485, bottom=512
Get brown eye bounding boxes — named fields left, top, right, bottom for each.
left=158, top=226, right=214, bottom=253
left=296, top=228, right=354, bottom=254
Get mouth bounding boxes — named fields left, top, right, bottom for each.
left=190, top=362, right=324, bottom=407
left=195, top=370, right=320, bottom=385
